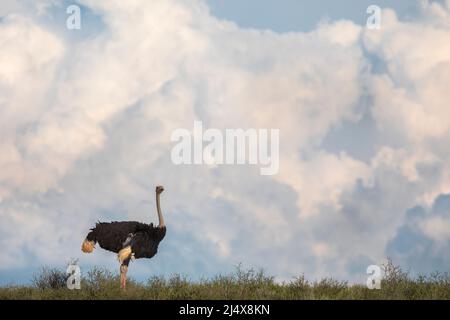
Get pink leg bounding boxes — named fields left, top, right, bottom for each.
left=120, top=265, right=128, bottom=290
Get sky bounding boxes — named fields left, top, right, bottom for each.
left=0, top=0, right=450, bottom=286
left=207, top=0, right=423, bottom=32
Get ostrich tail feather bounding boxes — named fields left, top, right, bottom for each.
left=81, top=240, right=95, bottom=253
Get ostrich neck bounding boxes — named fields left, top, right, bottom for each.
left=156, top=193, right=165, bottom=227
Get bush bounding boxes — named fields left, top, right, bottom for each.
left=32, top=267, right=67, bottom=290
left=0, top=261, right=448, bottom=300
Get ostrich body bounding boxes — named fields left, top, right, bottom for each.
left=81, top=186, right=166, bottom=289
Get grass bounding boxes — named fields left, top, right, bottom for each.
left=1, top=261, right=449, bottom=300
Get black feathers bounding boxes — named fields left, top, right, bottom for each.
left=86, top=221, right=166, bottom=259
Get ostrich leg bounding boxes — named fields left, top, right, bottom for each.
left=120, top=259, right=130, bottom=290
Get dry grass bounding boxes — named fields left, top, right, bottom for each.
left=1, top=261, right=449, bottom=300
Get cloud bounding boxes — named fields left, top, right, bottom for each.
left=386, top=194, right=450, bottom=274
left=0, top=14, right=65, bottom=199
left=0, top=0, right=449, bottom=283
left=365, top=6, right=450, bottom=145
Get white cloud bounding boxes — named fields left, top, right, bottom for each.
left=421, top=217, right=450, bottom=243
left=387, top=193, right=450, bottom=274
left=0, top=0, right=21, bottom=16
left=0, top=15, right=65, bottom=198
left=364, top=5, right=450, bottom=144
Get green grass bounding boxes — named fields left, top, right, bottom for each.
left=1, top=261, right=449, bottom=300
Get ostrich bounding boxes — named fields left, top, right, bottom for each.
left=81, top=185, right=166, bottom=289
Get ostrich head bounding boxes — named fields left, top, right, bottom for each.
left=156, top=185, right=164, bottom=194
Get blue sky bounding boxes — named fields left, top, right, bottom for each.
left=207, top=0, right=423, bottom=32
left=1, top=0, right=450, bottom=286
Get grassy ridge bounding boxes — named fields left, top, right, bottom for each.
left=1, top=262, right=449, bottom=300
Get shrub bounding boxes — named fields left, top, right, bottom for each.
left=0, top=261, right=448, bottom=300
left=32, top=267, right=67, bottom=290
